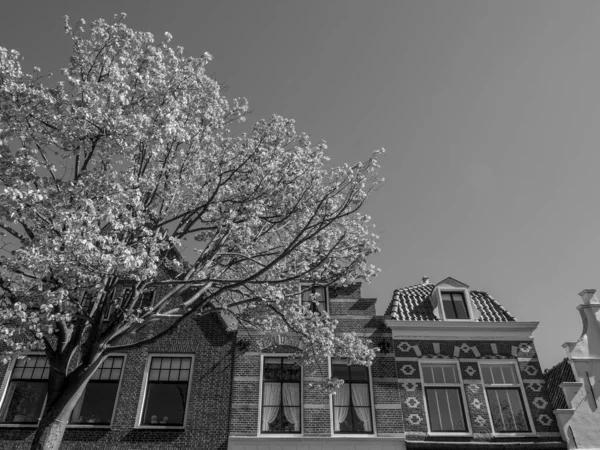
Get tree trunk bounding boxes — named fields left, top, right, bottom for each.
left=29, top=357, right=103, bottom=450
left=30, top=410, right=69, bottom=450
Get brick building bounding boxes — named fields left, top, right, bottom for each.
left=545, top=289, right=600, bottom=449
left=228, top=283, right=405, bottom=450
left=387, top=277, right=565, bottom=449
left=0, top=288, right=237, bottom=450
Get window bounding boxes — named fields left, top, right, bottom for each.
left=331, top=362, right=373, bottom=433
left=136, top=291, right=155, bottom=310
left=301, top=285, right=327, bottom=314
left=261, top=357, right=301, bottom=433
left=441, top=291, right=470, bottom=319
left=421, top=362, right=468, bottom=433
left=103, top=288, right=131, bottom=321
left=481, top=363, right=530, bottom=433
left=0, top=356, right=49, bottom=424
left=70, top=356, right=124, bottom=425
left=141, top=356, right=192, bottom=426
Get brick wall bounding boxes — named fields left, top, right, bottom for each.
left=0, top=313, right=236, bottom=450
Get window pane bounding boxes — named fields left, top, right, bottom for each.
left=142, top=383, right=188, bottom=426
left=453, top=296, right=469, bottom=319
left=70, top=383, right=119, bottom=424
left=501, top=365, right=517, bottom=384
left=432, top=366, right=444, bottom=384
left=422, top=365, right=434, bottom=383
left=443, top=299, right=457, bottom=319
left=442, top=365, right=457, bottom=384
left=481, top=366, right=493, bottom=384
left=491, top=366, right=504, bottom=384
left=332, top=363, right=350, bottom=381
left=487, top=388, right=530, bottom=432
left=350, top=365, right=369, bottom=381
left=0, top=381, right=47, bottom=423
left=333, top=384, right=350, bottom=406
left=263, top=362, right=283, bottom=381
left=426, top=388, right=467, bottom=432
left=262, top=382, right=282, bottom=406
left=282, top=362, right=301, bottom=381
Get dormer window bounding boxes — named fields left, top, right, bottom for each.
left=441, top=291, right=470, bottom=320
left=301, top=285, right=328, bottom=314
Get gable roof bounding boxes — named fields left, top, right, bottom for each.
left=385, top=282, right=516, bottom=322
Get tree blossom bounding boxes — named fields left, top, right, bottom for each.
left=0, top=15, right=382, bottom=450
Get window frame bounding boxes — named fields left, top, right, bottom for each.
left=300, top=284, right=329, bottom=314
left=0, top=354, right=48, bottom=427
left=67, top=354, right=126, bottom=428
left=419, top=360, right=472, bottom=436
left=136, top=353, right=195, bottom=429
left=478, top=360, right=536, bottom=436
left=329, top=359, right=376, bottom=436
left=437, top=288, right=475, bottom=321
left=258, top=353, right=303, bottom=436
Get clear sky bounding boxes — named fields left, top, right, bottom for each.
left=1, top=1, right=599, bottom=369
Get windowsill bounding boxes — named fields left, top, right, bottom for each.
left=428, top=432, right=472, bottom=437
left=135, top=425, right=185, bottom=430
left=259, top=433, right=304, bottom=438
left=333, top=433, right=376, bottom=437
left=67, top=424, right=112, bottom=429
left=0, top=423, right=38, bottom=428
left=492, top=431, right=536, bottom=437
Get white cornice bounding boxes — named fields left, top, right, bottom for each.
left=384, top=320, right=539, bottom=341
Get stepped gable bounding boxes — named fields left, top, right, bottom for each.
left=385, top=280, right=516, bottom=322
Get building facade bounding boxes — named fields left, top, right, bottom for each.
left=545, top=289, right=600, bottom=449
left=386, top=277, right=564, bottom=449
left=0, top=291, right=237, bottom=449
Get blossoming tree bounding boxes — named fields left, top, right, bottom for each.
left=0, top=14, right=382, bottom=450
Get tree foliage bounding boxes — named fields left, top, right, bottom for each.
left=0, top=13, right=382, bottom=448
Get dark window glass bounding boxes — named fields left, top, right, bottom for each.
left=70, top=356, right=124, bottom=425
left=425, top=387, right=467, bottom=432
left=136, top=291, right=155, bottom=309
left=104, top=288, right=131, bottom=320
left=261, top=357, right=301, bottom=433
left=487, top=388, right=530, bottom=432
left=482, top=364, right=530, bottom=433
left=142, top=356, right=192, bottom=426
left=422, top=363, right=468, bottom=433
left=0, top=356, right=49, bottom=424
left=441, top=292, right=470, bottom=319
left=301, top=286, right=327, bottom=313
left=331, top=363, right=373, bottom=433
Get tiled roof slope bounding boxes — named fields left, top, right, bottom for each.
left=385, top=283, right=516, bottom=322
left=544, top=358, right=575, bottom=411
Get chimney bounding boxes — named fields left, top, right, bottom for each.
left=422, top=276, right=430, bottom=285
left=578, top=289, right=599, bottom=305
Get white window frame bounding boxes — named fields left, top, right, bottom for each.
left=419, top=359, right=472, bottom=437
left=136, top=353, right=195, bottom=429
left=299, top=284, right=329, bottom=314
left=478, top=360, right=536, bottom=436
left=258, top=353, right=304, bottom=436
left=329, top=358, right=377, bottom=437
left=0, top=353, right=48, bottom=428
left=67, top=354, right=127, bottom=428
left=436, top=288, right=475, bottom=321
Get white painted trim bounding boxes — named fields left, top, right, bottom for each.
left=419, top=359, right=473, bottom=436
left=135, top=353, right=195, bottom=428
left=0, top=353, right=47, bottom=425
left=329, top=359, right=377, bottom=436
left=477, top=359, right=537, bottom=436
left=385, top=320, right=539, bottom=341
left=258, top=354, right=304, bottom=437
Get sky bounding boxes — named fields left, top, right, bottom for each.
left=1, top=0, right=599, bottom=369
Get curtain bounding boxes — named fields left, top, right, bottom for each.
left=333, top=384, right=350, bottom=431
left=351, top=384, right=372, bottom=432
left=262, top=383, right=281, bottom=431
left=282, top=383, right=300, bottom=431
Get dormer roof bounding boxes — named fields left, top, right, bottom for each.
left=385, top=279, right=516, bottom=322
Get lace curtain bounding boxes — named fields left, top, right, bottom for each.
left=333, top=384, right=350, bottom=431
left=282, top=383, right=300, bottom=431
left=261, top=383, right=281, bottom=431
left=351, top=384, right=372, bottom=431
